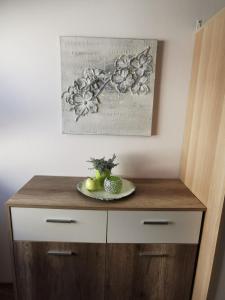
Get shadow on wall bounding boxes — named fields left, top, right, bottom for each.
left=152, top=40, right=164, bottom=136
left=0, top=78, right=48, bottom=131
left=0, top=182, right=15, bottom=282
left=0, top=181, right=16, bottom=206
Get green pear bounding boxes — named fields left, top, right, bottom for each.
left=95, top=169, right=111, bottom=186
left=85, top=178, right=98, bottom=192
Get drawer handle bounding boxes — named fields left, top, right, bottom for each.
left=142, top=220, right=171, bottom=225
left=139, top=252, right=168, bottom=257
left=47, top=250, right=76, bottom=256
left=46, top=219, right=77, bottom=224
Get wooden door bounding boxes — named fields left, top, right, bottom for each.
left=13, top=241, right=106, bottom=300
left=105, top=243, right=198, bottom=300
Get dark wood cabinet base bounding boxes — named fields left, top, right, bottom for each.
left=13, top=241, right=198, bottom=300
left=105, top=244, right=198, bottom=300
left=13, top=242, right=106, bottom=300
left=0, top=283, right=14, bottom=300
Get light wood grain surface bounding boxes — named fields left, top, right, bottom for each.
left=6, top=175, right=205, bottom=211
left=180, top=7, right=225, bottom=300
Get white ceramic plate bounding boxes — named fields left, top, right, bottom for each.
left=76, top=179, right=136, bottom=201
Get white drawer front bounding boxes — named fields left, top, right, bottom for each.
left=107, top=211, right=202, bottom=244
left=11, top=208, right=107, bottom=243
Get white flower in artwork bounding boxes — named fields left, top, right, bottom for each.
left=61, top=82, right=80, bottom=105
left=62, top=47, right=153, bottom=122
left=115, top=55, right=131, bottom=69
left=111, top=69, right=135, bottom=93
left=131, top=76, right=150, bottom=95
left=73, top=91, right=99, bottom=122
left=130, top=49, right=153, bottom=77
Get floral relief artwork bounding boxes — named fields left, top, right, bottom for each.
left=60, top=36, right=157, bottom=136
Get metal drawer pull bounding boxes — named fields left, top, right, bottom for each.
left=142, top=220, right=171, bottom=225
left=47, top=250, right=76, bottom=256
left=46, top=219, right=76, bottom=224
left=139, top=252, right=168, bottom=257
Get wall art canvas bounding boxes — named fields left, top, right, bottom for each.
left=60, top=36, right=157, bottom=136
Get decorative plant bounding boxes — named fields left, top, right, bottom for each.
left=87, top=154, right=118, bottom=174
left=62, top=47, right=153, bottom=122
left=85, top=154, right=121, bottom=192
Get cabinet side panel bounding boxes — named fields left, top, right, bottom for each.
left=6, top=206, right=18, bottom=300
left=180, top=7, right=225, bottom=300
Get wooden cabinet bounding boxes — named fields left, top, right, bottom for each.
left=105, top=244, right=197, bottom=300
left=13, top=241, right=197, bottom=300
left=13, top=241, right=106, bottom=300
left=7, top=176, right=205, bottom=300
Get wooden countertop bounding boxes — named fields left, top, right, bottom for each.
left=6, top=176, right=206, bottom=211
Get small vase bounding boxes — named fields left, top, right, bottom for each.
left=104, top=176, right=122, bottom=194
left=95, top=169, right=111, bottom=187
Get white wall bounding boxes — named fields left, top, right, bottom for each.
left=0, top=0, right=225, bottom=283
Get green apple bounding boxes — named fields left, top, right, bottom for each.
left=85, top=177, right=98, bottom=192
